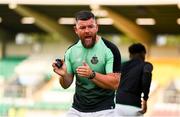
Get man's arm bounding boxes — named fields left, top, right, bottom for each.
left=59, top=74, right=74, bottom=89
left=52, top=62, right=74, bottom=89
left=140, top=62, right=153, bottom=113
left=142, top=63, right=153, bottom=101
left=76, top=62, right=120, bottom=90
left=91, top=72, right=121, bottom=90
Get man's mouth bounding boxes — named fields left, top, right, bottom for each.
left=85, top=36, right=92, bottom=39
left=82, top=35, right=95, bottom=48
left=84, top=36, right=92, bottom=42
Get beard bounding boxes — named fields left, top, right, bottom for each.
left=80, top=35, right=96, bottom=48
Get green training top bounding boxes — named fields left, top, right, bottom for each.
left=65, top=37, right=121, bottom=112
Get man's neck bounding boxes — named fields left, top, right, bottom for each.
left=96, top=35, right=100, bottom=43
left=130, top=54, right=145, bottom=61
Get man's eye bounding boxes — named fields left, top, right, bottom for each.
left=88, top=25, right=94, bottom=28
left=78, top=25, right=95, bottom=30
left=79, top=27, right=86, bottom=30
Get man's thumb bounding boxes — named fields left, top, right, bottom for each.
left=83, top=61, right=88, bottom=66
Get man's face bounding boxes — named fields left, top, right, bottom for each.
left=74, top=18, right=98, bottom=48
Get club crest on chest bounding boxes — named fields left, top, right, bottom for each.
left=91, top=56, right=98, bottom=64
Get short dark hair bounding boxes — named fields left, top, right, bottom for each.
left=129, top=43, right=146, bottom=54
left=75, top=10, right=95, bottom=21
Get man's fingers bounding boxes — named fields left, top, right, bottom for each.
left=52, top=63, right=56, bottom=67
left=77, top=69, right=89, bottom=77
left=138, top=109, right=146, bottom=114
left=138, top=110, right=143, bottom=114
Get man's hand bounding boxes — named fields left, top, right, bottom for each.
left=139, top=100, right=147, bottom=114
left=52, top=59, right=67, bottom=77
left=52, top=60, right=74, bottom=89
left=76, top=62, right=92, bottom=78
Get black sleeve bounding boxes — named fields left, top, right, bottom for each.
left=102, top=38, right=121, bottom=73
left=142, top=62, right=153, bottom=101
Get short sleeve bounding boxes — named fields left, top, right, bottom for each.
left=105, top=49, right=114, bottom=73
left=65, top=49, right=73, bottom=74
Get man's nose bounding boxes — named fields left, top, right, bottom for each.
left=84, top=27, right=90, bottom=32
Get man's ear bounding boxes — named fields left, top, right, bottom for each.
left=96, top=23, right=99, bottom=32
left=96, top=26, right=99, bottom=32
left=74, top=26, right=78, bottom=34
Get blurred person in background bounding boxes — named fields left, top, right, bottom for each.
left=115, top=43, right=153, bottom=116
left=52, top=10, right=121, bottom=117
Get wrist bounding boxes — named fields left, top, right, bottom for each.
left=88, top=70, right=96, bottom=79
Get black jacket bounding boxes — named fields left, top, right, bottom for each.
left=116, top=58, right=153, bottom=107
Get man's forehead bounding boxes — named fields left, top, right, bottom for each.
left=76, top=18, right=96, bottom=26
